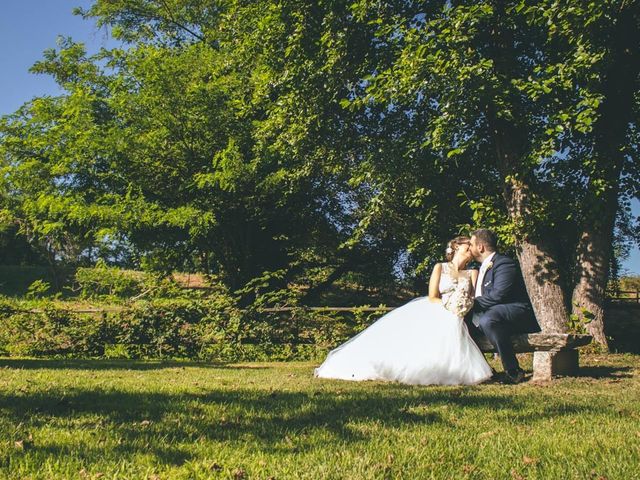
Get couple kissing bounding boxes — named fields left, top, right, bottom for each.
left=315, top=229, right=540, bottom=385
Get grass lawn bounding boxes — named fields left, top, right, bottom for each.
left=0, top=354, right=638, bottom=479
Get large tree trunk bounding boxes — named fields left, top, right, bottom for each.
left=571, top=3, right=640, bottom=348
left=572, top=226, right=613, bottom=346
left=501, top=173, right=569, bottom=333
left=487, top=1, right=570, bottom=332
left=488, top=95, right=570, bottom=332
left=517, top=239, right=569, bottom=333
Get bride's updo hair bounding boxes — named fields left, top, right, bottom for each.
left=445, top=236, right=471, bottom=262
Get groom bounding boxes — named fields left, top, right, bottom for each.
left=468, top=229, right=540, bottom=384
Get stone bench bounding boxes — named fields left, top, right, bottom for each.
left=474, top=333, right=593, bottom=381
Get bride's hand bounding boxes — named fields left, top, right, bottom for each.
left=428, top=296, right=442, bottom=304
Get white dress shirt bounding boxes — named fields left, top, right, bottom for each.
left=475, top=252, right=496, bottom=298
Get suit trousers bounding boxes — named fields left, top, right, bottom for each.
left=474, top=304, right=539, bottom=372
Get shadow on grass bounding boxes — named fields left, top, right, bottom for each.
left=575, top=365, right=633, bottom=379
left=606, top=303, right=640, bottom=354
left=0, top=358, right=269, bottom=371
left=0, top=381, right=600, bottom=466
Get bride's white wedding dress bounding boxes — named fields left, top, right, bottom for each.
left=314, top=263, right=492, bottom=385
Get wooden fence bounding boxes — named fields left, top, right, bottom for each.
left=609, top=289, right=640, bottom=303
left=19, top=306, right=396, bottom=315
left=12, top=289, right=640, bottom=316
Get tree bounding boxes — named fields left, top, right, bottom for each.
left=1, top=2, right=404, bottom=300
left=2, top=0, right=636, bottom=325
left=352, top=0, right=640, bottom=343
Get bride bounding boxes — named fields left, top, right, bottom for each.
left=314, top=236, right=493, bottom=385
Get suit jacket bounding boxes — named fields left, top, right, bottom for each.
left=474, top=253, right=532, bottom=312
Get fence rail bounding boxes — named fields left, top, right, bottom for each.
left=18, top=306, right=397, bottom=315
left=10, top=290, right=640, bottom=316
left=258, top=306, right=395, bottom=312
left=609, top=289, right=640, bottom=303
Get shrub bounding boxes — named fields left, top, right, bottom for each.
left=0, top=294, right=388, bottom=361
left=74, top=260, right=148, bottom=299
left=116, top=300, right=210, bottom=358
left=0, top=304, right=109, bottom=357
left=26, top=280, right=51, bottom=299
left=0, top=297, right=18, bottom=317
left=73, top=261, right=204, bottom=302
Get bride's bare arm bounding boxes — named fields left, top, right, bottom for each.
left=470, top=269, right=479, bottom=290
left=428, top=263, right=443, bottom=303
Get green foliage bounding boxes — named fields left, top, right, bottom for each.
left=0, top=297, right=18, bottom=318
left=0, top=304, right=109, bottom=357
left=1, top=0, right=638, bottom=337
left=0, top=0, right=421, bottom=293
left=567, top=311, right=592, bottom=335
left=25, top=279, right=51, bottom=299
left=74, top=260, right=150, bottom=299
left=72, top=260, right=210, bottom=301
left=116, top=300, right=214, bottom=358
left=0, top=296, right=388, bottom=362
left=618, top=275, right=640, bottom=292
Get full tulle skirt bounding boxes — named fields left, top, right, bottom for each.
left=314, top=297, right=492, bottom=385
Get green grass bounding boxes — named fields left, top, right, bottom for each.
left=0, top=354, right=638, bottom=479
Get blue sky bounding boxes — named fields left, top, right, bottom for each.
left=1, top=2, right=639, bottom=275
left=0, top=1, right=116, bottom=114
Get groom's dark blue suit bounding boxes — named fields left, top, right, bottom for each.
left=471, top=253, right=540, bottom=372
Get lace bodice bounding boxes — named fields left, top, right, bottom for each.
left=439, top=263, right=474, bottom=318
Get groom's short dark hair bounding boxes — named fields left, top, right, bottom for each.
left=471, top=229, right=498, bottom=251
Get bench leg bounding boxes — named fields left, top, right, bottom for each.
left=532, top=349, right=579, bottom=381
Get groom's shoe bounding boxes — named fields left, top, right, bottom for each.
left=504, top=368, right=525, bottom=384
